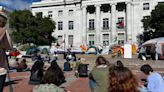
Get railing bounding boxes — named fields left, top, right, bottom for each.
left=88, top=28, right=95, bottom=30
left=87, top=28, right=96, bottom=33
left=116, top=27, right=125, bottom=31
left=102, top=27, right=110, bottom=32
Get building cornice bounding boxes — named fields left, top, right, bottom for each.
left=31, top=0, right=81, bottom=8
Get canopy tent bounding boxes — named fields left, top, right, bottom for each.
left=142, top=37, right=164, bottom=60
left=26, top=47, right=40, bottom=55
left=86, top=46, right=98, bottom=55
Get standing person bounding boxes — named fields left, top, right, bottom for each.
left=116, top=50, right=122, bottom=59
left=29, top=60, right=44, bottom=85
left=32, top=61, right=66, bottom=92
left=140, top=64, right=164, bottom=92
left=89, top=55, right=110, bottom=92
left=0, top=12, right=12, bottom=92
left=139, top=47, right=146, bottom=60
left=108, top=65, right=139, bottom=92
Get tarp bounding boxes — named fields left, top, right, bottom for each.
left=71, top=47, right=83, bottom=54
left=142, top=37, right=164, bottom=46
left=132, top=44, right=137, bottom=55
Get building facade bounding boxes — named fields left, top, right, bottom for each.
left=31, top=0, right=164, bottom=48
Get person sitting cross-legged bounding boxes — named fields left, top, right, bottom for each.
left=29, top=60, right=44, bottom=85
left=32, top=61, right=67, bottom=92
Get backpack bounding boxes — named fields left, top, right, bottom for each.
left=78, top=64, right=88, bottom=77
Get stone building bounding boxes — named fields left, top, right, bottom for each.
left=31, top=0, right=164, bottom=48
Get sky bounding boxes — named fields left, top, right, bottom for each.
left=0, top=0, right=41, bottom=10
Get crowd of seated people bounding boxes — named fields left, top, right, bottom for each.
left=9, top=54, right=164, bottom=92
left=9, top=58, right=30, bottom=72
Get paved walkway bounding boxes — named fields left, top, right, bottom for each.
left=3, top=55, right=164, bottom=92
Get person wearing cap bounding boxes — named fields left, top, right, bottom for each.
left=0, top=12, right=13, bottom=92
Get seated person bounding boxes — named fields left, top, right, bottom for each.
left=63, top=58, right=72, bottom=71
left=33, top=62, right=67, bottom=92
left=17, top=58, right=30, bottom=72
left=9, top=58, right=19, bottom=70
left=29, top=61, right=44, bottom=85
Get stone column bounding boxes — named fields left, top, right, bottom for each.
left=126, top=2, right=132, bottom=43
left=95, top=4, right=101, bottom=45
left=110, top=3, right=117, bottom=43
left=82, top=5, right=87, bottom=45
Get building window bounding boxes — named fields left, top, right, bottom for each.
left=117, top=17, right=124, bottom=29
left=57, top=35, right=63, bottom=43
left=118, top=33, right=124, bottom=45
left=68, top=21, right=74, bottom=30
left=89, top=19, right=95, bottom=30
left=143, top=3, right=149, bottom=10
left=58, top=10, right=63, bottom=16
left=68, top=9, right=73, bottom=15
left=68, top=35, right=73, bottom=46
left=88, top=34, right=95, bottom=46
left=58, top=21, right=63, bottom=30
left=103, top=34, right=109, bottom=46
left=48, top=11, right=53, bottom=18
left=103, top=18, right=109, bottom=29
left=36, top=12, right=43, bottom=17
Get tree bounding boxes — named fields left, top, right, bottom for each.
left=9, top=10, right=56, bottom=46
left=142, top=3, right=164, bottom=40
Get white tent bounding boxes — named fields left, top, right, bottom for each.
left=101, top=47, right=109, bottom=54
left=142, top=37, right=164, bottom=60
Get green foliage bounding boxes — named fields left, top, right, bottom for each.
left=19, top=44, right=31, bottom=51
left=9, top=10, right=56, bottom=46
left=150, top=3, right=164, bottom=32
left=142, top=3, right=164, bottom=39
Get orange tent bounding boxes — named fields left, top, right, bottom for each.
left=80, top=45, right=87, bottom=53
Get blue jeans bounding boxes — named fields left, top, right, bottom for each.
left=89, top=79, right=95, bottom=91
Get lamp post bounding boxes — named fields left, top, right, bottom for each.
left=63, top=34, right=66, bottom=59
left=64, top=34, right=66, bottom=52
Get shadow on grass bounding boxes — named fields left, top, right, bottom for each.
left=4, top=79, right=23, bottom=86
